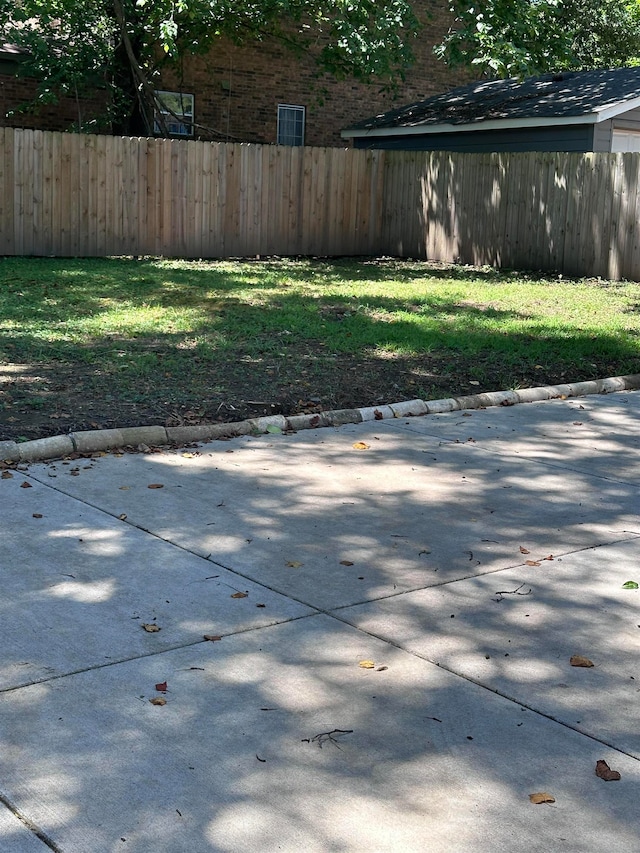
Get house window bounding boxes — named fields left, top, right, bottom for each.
left=154, top=90, right=194, bottom=137
left=277, top=104, right=305, bottom=146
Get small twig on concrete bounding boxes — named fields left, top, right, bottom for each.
left=302, top=729, right=354, bottom=749
left=493, top=583, right=532, bottom=602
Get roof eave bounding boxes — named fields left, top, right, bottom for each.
left=342, top=112, right=606, bottom=139
left=596, top=94, right=640, bottom=122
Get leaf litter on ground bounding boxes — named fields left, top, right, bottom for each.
left=570, top=655, right=594, bottom=667
left=529, top=792, right=555, bottom=804
left=595, top=760, right=621, bottom=781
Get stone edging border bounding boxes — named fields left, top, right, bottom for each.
left=2, top=373, right=639, bottom=464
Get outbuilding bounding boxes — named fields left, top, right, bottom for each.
left=342, top=68, right=640, bottom=153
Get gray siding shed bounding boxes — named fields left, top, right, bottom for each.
left=343, top=69, right=640, bottom=154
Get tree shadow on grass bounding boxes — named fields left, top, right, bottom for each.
left=1, top=257, right=638, bottom=440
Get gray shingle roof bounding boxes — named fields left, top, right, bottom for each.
left=347, top=68, right=640, bottom=132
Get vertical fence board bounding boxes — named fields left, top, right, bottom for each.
left=0, top=129, right=14, bottom=253
left=13, top=130, right=27, bottom=255
left=134, top=136, right=146, bottom=254
left=83, top=134, right=98, bottom=257
left=212, top=143, right=226, bottom=257
left=381, top=149, right=398, bottom=255
left=288, top=145, right=303, bottom=255
left=188, top=139, right=201, bottom=257
left=199, top=142, right=212, bottom=257
left=627, top=155, right=640, bottom=278
left=607, top=154, right=625, bottom=280
left=588, top=153, right=608, bottom=278
left=422, top=152, right=438, bottom=261
left=562, top=153, right=587, bottom=276
left=29, top=130, right=44, bottom=255
left=266, top=145, right=279, bottom=254
left=620, top=153, right=639, bottom=280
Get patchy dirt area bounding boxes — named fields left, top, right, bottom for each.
left=0, top=350, right=608, bottom=442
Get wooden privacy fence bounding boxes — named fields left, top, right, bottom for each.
left=0, top=128, right=385, bottom=259
left=3, top=127, right=640, bottom=279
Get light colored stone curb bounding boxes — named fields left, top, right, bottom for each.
left=2, top=373, right=639, bottom=464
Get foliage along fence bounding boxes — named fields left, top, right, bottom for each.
left=2, top=126, right=640, bottom=280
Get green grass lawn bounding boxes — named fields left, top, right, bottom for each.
left=1, top=255, right=639, bottom=440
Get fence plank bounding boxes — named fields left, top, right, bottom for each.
left=607, top=154, right=625, bottom=280
left=288, top=144, right=303, bottom=255
left=0, top=128, right=15, bottom=253
left=212, top=143, right=226, bottom=257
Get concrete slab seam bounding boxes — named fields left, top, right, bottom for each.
left=2, top=372, right=639, bottom=463
left=0, top=790, right=61, bottom=852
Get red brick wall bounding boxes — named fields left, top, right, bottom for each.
left=0, top=1, right=471, bottom=145
left=165, top=0, right=471, bottom=146
left=0, top=72, right=108, bottom=133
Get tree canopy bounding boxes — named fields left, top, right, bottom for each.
left=437, top=0, right=640, bottom=78
left=1, top=0, right=419, bottom=134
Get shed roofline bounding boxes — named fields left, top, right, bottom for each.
left=595, top=94, right=640, bottom=121
left=342, top=100, right=640, bottom=139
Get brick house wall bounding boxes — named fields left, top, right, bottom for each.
left=0, top=46, right=109, bottom=132
left=0, top=1, right=471, bottom=145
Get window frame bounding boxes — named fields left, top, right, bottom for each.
left=277, top=103, right=306, bottom=147
left=153, top=90, right=195, bottom=138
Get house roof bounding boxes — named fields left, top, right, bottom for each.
left=0, top=42, right=27, bottom=57
left=342, top=67, right=640, bottom=139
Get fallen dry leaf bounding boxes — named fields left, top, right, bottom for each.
left=529, top=792, right=555, bottom=804
left=118, top=486, right=130, bottom=490
left=149, top=697, right=166, bottom=706
left=525, top=560, right=541, bottom=566
left=203, top=634, right=222, bottom=642
left=1, top=471, right=13, bottom=479
left=20, top=481, right=32, bottom=489
left=231, top=591, right=248, bottom=599
left=118, top=513, right=127, bottom=521
left=376, top=665, right=389, bottom=671
left=543, top=555, right=554, bottom=561
left=147, top=483, right=164, bottom=489
left=352, top=441, right=369, bottom=450
left=570, top=655, right=594, bottom=668
left=340, top=560, right=354, bottom=566
left=595, top=759, right=621, bottom=781
left=142, top=623, right=161, bottom=633
left=359, top=660, right=375, bottom=669
left=155, top=681, right=168, bottom=692
left=519, top=546, right=530, bottom=554
left=286, top=561, right=303, bottom=568
left=32, top=513, right=43, bottom=519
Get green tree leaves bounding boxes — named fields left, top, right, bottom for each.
left=437, top=0, right=640, bottom=78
